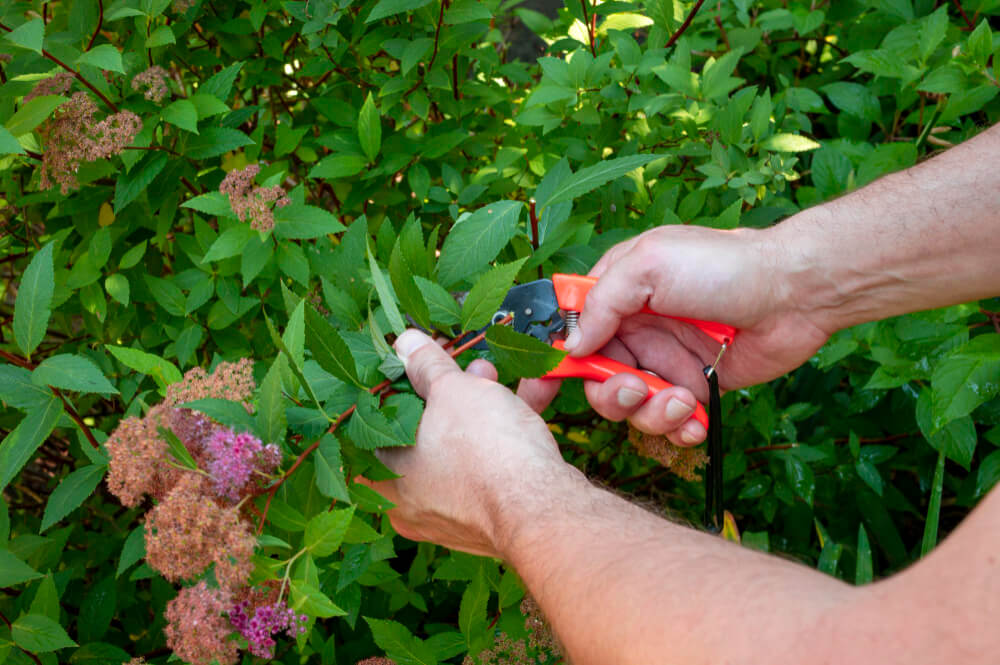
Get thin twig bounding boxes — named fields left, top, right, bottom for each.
left=86, top=0, right=104, bottom=51
left=665, top=0, right=707, bottom=49
left=51, top=387, right=100, bottom=450
left=952, top=0, right=975, bottom=29
left=580, top=0, right=596, bottom=56
left=404, top=0, right=447, bottom=98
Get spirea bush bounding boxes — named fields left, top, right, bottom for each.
left=1, top=0, right=999, bottom=663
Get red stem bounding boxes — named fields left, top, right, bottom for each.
left=665, top=0, right=707, bottom=49
left=86, top=0, right=104, bottom=51
left=952, top=0, right=975, bottom=29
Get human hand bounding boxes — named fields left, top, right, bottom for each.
left=364, top=329, right=585, bottom=559
left=518, top=224, right=832, bottom=445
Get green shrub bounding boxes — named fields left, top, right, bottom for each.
left=1, top=0, right=999, bottom=663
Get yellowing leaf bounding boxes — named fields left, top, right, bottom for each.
left=99, top=202, right=115, bottom=226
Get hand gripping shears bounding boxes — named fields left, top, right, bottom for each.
left=477, top=273, right=737, bottom=429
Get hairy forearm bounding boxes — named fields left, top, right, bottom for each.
left=498, top=473, right=857, bottom=665
left=774, top=124, right=1000, bottom=333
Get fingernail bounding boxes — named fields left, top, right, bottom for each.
left=666, top=398, right=695, bottom=421
left=617, top=387, right=646, bottom=408
left=564, top=328, right=581, bottom=351
left=394, top=329, right=433, bottom=366
left=680, top=423, right=705, bottom=445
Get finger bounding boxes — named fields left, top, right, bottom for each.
left=588, top=233, right=643, bottom=279
left=465, top=358, right=498, bottom=381
left=566, top=244, right=659, bottom=358
left=394, top=329, right=463, bottom=399
left=517, top=377, right=562, bottom=413
left=582, top=372, right=651, bottom=422
left=626, top=386, right=705, bottom=440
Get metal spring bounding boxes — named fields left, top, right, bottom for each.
left=564, top=310, right=579, bottom=332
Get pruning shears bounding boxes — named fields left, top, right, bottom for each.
left=475, top=273, right=737, bottom=430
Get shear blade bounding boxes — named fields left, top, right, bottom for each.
left=471, top=279, right=565, bottom=350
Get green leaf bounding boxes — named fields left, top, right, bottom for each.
left=967, top=19, right=992, bottom=67
left=161, top=99, right=199, bottom=134
left=347, top=393, right=407, bottom=449
left=368, top=244, right=406, bottom=336
left=290, top=580, right=347, bottom=618
left=365, top=618, right=438, bottom=665
left=842, top=49, right=908, bottom=79
left=460, top=259, right=527, bottom=332
left=104, top=274, right=129, bottom=306
left=916, top=389, right=976, bottom=469
left=316, top=434, right=351, bottom=502
left=930, top=334, right=1000, bottom=426
left=202, top=224, right=255, bottom=262
left=144, top=275, right=186, bottom=317
left=0, top=550, right=42, bottom=587
left=309, top=154, right=368, bottom=179
left=114, top=151, right=168, bottom=212
left=437, top=200, right=524, bottom=287
left=4, top=96, right=67, bottom=137
left=273, top=203, right=346, bottom=238
left=190, top=93, right=230, bottom=119
left=145, top=24, right=175, bottom=47
left=13, top=242, right=55, bottom=357
left=77, top=576, right=116, bottom=643
left=0, top=366, right=52, bottom=412
left=305, top=506, right=356, bottom=557
left=485, top=326, right=566, bottom=378
left=105, top=345, right=182, bottom=388
left=116, top=526, right=145, bottom=577
left=3, top=18, right=43, bottom=54
left=389, top=238, right=431, bottom=331
left=181, top=191, right=236, bottom=218
left=541, top=154, right=661, bottom=209
left=256, top=357, right=287, bottom=445
left=415, top=277, right=461, bottom=327
left=32, top=355, right=118, bottom=394
left=158, top=427, right=199, bottom=471
left=40, top=464, right=106, bottom=532
left=855, top=525, right=873, bottom=585
left=304, top=304, right=364, bottom=388
left=784, top=455, right=815, bottom=506
left=358, top=92, right=381, bottom=162
left=75, top=44, right=125, bottom=73
left=761, top=133, right=821, bottom=152
left=28, top=575, right=59, bottom=620
left=458, top=566, right=490, bottom=650
left=920, top=451, right=946, bottom=557
left=180, top=398, right=258, bottom=432
left=185, top=127, right=254, bottom=159
left=199, top=62, right=243, bottom=101
left=821, top=82, right=881, bottom=121
left=0, top=126, right=25, bottom=155
left=119, top=241, right=147, bottom=270
left=854, top=460, right=883, bottom=497
left=367, top=0, right=433, bottom=23
left=0, top=397, right=63, bottom=492
left=11, top=614, right=77, bottom=652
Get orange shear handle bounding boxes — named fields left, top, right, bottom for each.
left=547, top=340, right=710, bottom=429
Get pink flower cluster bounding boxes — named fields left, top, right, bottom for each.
left=166, top=357, right=256, bottom=409
left=38, top=92, right=142, bottom=193
left=219, top=164, right=290, bottom=232
left=165, top=582, right=240, bottom=665
left=24, top=72, right=74, bottom=102
left=206, top=429, right=281, bottom=501
left=229, top=599, right=308, bottom=658
left=131, top=65, right=170, bottom=102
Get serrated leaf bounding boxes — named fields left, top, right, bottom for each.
left=437, top=200, right=523, bottom=287
left=930, top=334, right=1000, bottom=426
left=202, top=224, right=255, bottom=262
left=179, top=398, right=258, bottom=432
left=12, top=614, right=77, bottom=652
left=256, top=357, right=287, bottom=445
left=116, top=526, right=145, bottom=577
left=273, top=203, right=346, bottom=238
left=146, top=24, right=175, bottom=47
left=290, top=580, right=347, bottom=618
left=305, top=506, right=356, bottom=557
left=365, top=618, right=438, bottom=665
left=0, top=126, right=26, bottom=155
left=347, top=393, right=406, bottom=449
left=368, top=244, right=405, bottom=336
left=541, top=155, right=661, bottom=209
left=316, top=434, right=351, bottom=502
left=144, top=275, right=186, bottom=317
left=4, top=96, right=66, bottom=137
left=76, top=44, right=124, bottom=73
left=0, top=397, right=63, bottom=492
left=185, top=127, right=254, bottom=158
left=304, top=305, right=363, bottom=388
left=114, top=151, right=168, bottom=212
left=389, top=238, right=431, bottom=331
left=32, top=355, right=117, bottom=394
left=182, top=191, right=236, bottom=217
left=3, top=18, right=43, bottom=54
left=916, top=389, right=976, bottom=469
left=485, top=326, right=565, bottom=378
left=309, top=154, right=368, bottom=179
left=358, top=92, right=381, bottom=162
left=199, top=62, right=243, bottom=101
left=13, top=242, right=54, bottom=357
left=458, top=566, right=489, bottom=649
left=761, top=133, right=820, bottom=152
left=0, top=550, right=42, bottom=587
left=367, top=0, right=433, bottom=22
left=41, top=464, right=106, bottom=532
left=161, top=99, right=199, bottom=134
left=460, top=259, right=527, bottom=332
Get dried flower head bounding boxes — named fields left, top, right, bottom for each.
left=126, top=659, right=147, bottom=665
left=132, top=65, right=170, bottom=102
left=357, top=659, right=397, bottom=665
left=219, top=164, right=291, bottom=232
left=144, top=474, right=255, bottom=588
left=521, top=596, right=560, bottom=657
left=105, top=405, right=181, bottom=507
left=164, top=581, right=239, bottom=665
left=229, top=596, right=308, bottom=659
left=166, top=358, right=256, bottom=409
left=24, top=72, right=74, bottom=103
left=38, top=92, right=141, bottom=194
left=173, top=0, right=195, bottom=12
left=628, top=425, right=708, bottom=482
left=206, top=428, right=281, bottom=501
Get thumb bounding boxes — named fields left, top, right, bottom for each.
left=394, top=329, right=463, bottom=399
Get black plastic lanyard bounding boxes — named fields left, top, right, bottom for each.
left=703, top=364, right=724, bottom=532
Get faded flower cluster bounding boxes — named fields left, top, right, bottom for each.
left=628, top=425, right=708, bottom=482
left=464, top=596, right=561, bottom=665
left=131, top=65, right=170, bottom=102
left=38, top=92, right=141, bottom=193
left=105, top=360, right=306, bottom=664
left=219, top=164, right=290, bottom=232
left=24, top=72, right=74, bottom=102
